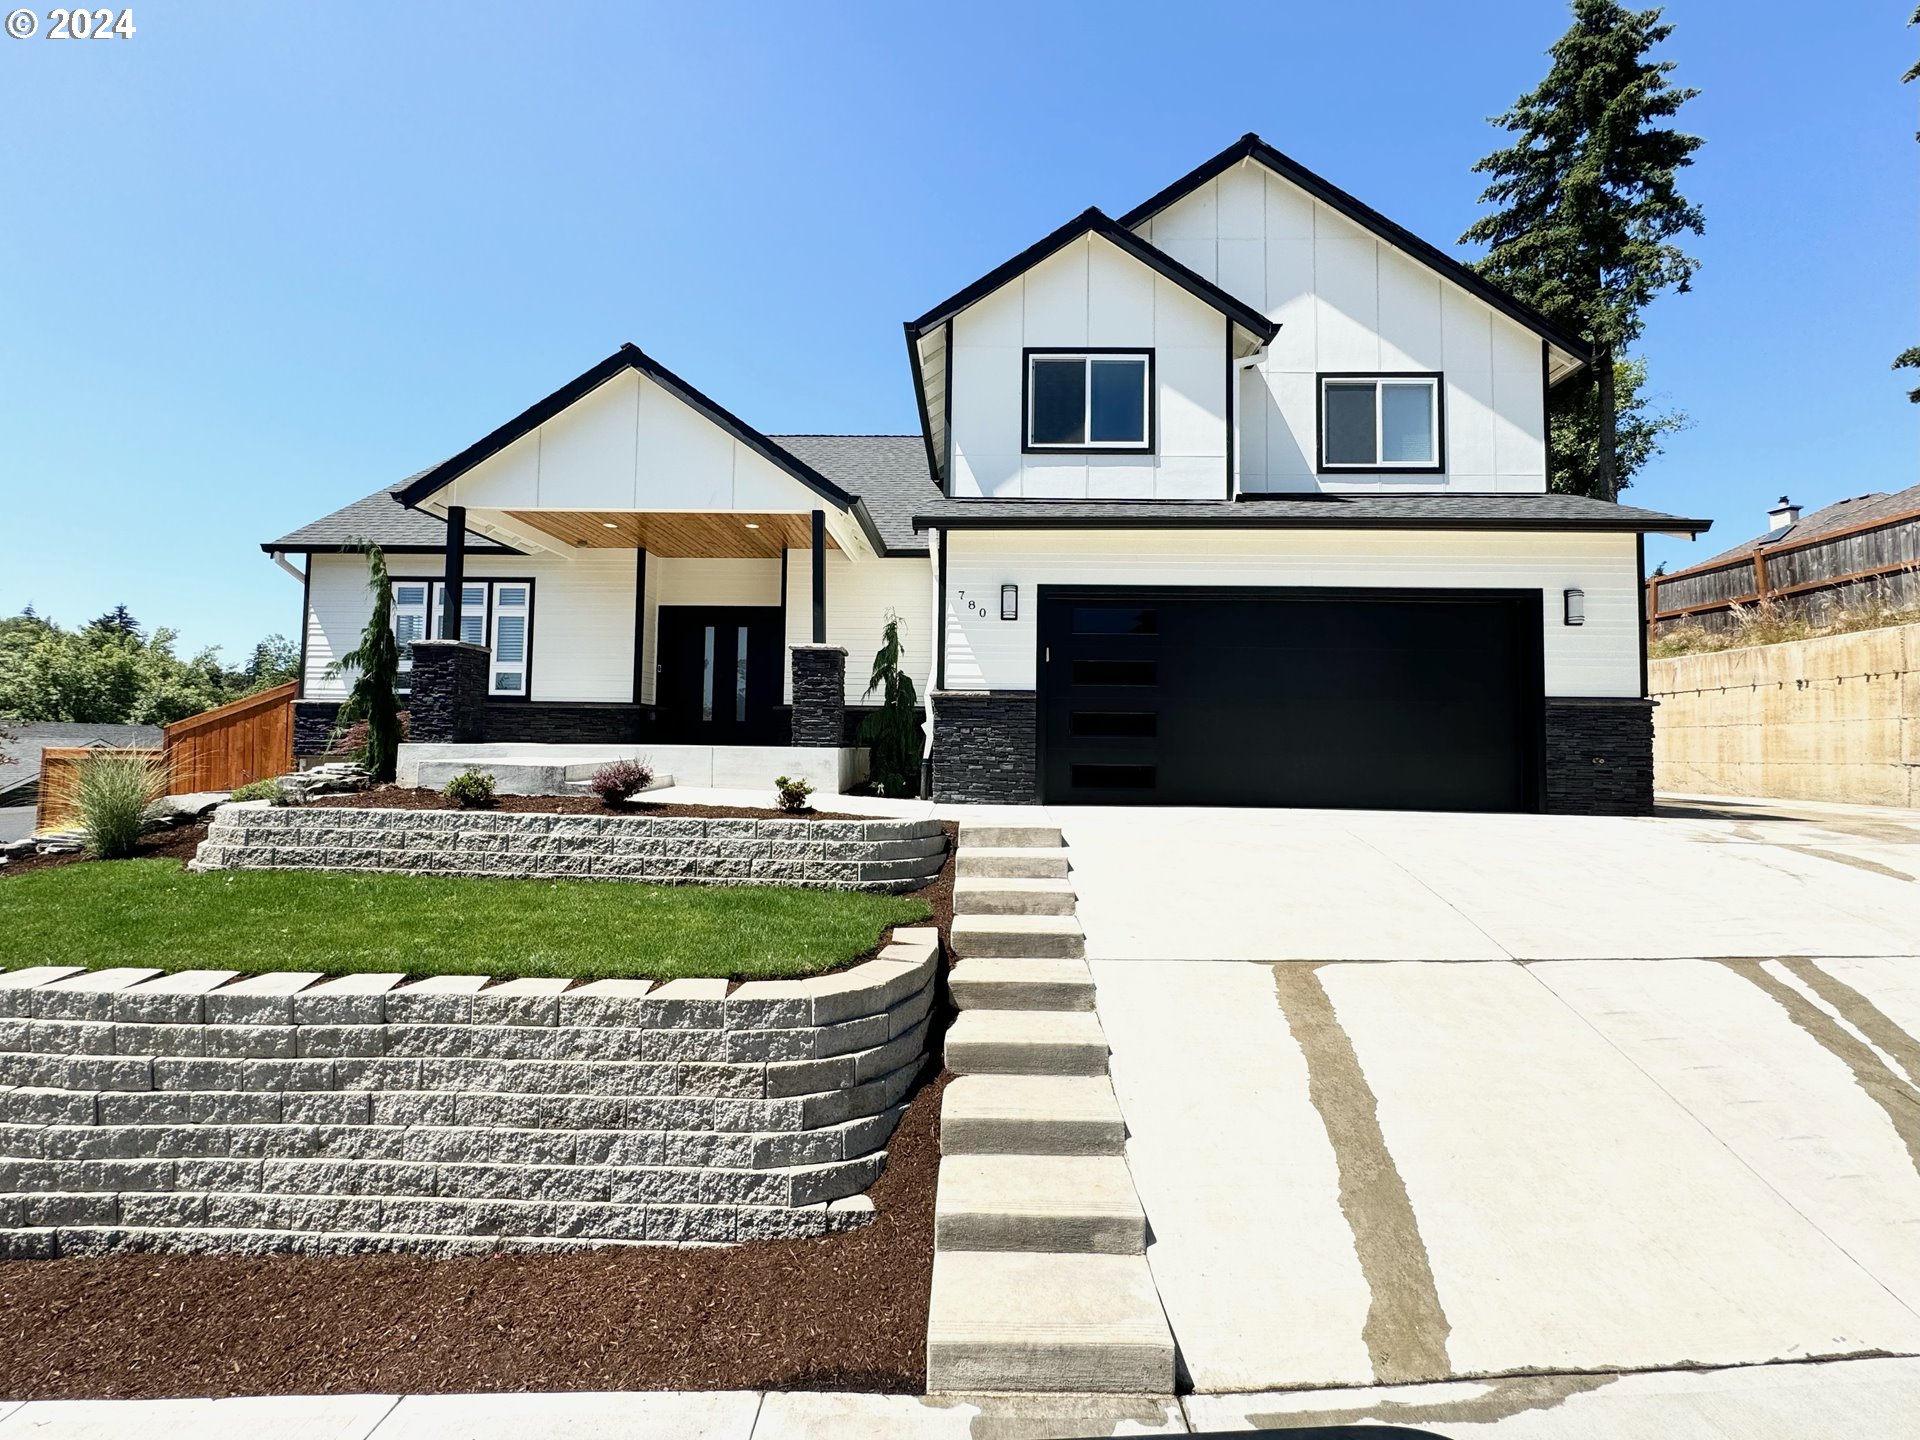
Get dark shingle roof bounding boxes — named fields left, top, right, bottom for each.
left=911, top=492, right=1710, bottom=534
left=262, top=477, right=511, bottom=553
left=1687, top=482, right=1920, bottom=571
left=0, top=722, right=164, bottom=803
left=770, top=436, right=938, bottom=555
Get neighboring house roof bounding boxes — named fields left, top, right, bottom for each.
left=387, top=343, right=889, bottom=556
left=912, top=493, right=1710, bottom=536
left=0, top=722, right=164, bottom=805
left=262, top=482, right=513, bottom=554
left=1682, top=481, right=1920, bottom=572
left=1116, top=133, right=1597, bottom=373
left=906, top=207, right=1283, bottom=345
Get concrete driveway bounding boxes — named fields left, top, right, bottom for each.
left=1056, top=797, right=1920, bottom=1396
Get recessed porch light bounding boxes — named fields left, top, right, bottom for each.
left=743, top=522, right=760, bottom=529
left=601, top=522, right=619, bottom=529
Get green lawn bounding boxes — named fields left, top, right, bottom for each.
left=0, top=860, right=930, bottom=981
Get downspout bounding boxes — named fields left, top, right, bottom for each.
left=1230, top=349, right=1268, bottom=497
left=269, top=550, right=306, bottom=583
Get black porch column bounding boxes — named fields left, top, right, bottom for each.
left=810, top=509, right=826, bottom=643
left=441, top=504, right=468, bottom=640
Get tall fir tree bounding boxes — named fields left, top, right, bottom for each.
left=1462, top=0, right=1704, bottom=498
left=1896, top=5, right=1919, bottom=401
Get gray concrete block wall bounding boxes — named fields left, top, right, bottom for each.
left=190, top=806, right=947, bottom=893
left=0, top=931, right=937, bottom=1259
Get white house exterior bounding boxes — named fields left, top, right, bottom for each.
left=265, top=134, right=1707, bottom=814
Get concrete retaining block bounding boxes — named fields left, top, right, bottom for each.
left=0, top=935, right=939, bottom=1256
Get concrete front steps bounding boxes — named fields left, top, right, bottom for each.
left=927, top=823, right=1174, bottom=1395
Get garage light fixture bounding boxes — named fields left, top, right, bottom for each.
left=1001, top=584, right=1018, bottom=621
left=1564, top=588, right=1585, bottom=626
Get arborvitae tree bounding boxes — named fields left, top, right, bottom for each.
left=1462, top=0, right=1704, bottom=498
left=859, top=611, right=923, bottom=798
left=329, top=545, right=403, bottom=781
left=1897, top=6, right=1919, bottom=401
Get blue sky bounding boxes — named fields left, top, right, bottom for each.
left=2, top=1, right=1914, bottom=661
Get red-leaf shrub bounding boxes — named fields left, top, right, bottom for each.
left=588, top=757, right=655, bottom=807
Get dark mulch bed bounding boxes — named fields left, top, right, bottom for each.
left=0, top=1069, right=952, bottom=1399
left=310, top=788, right=872, bottom=821
left=0, top=822, right=209, bottom=881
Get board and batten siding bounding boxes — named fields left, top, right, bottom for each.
left=948, top=232, right=1228, bottom=502
left=782, top=552, right=934, bottom=706
left=302, top=551, right=639, bottom=704
left=941, top=529, right=1640, bottom=699
left=1136, top=159, right=1548, bottom=495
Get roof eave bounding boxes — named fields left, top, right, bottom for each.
left=911, top=510, right=1711, bottom=536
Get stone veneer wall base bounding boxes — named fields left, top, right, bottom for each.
left=1543, top=697, right=1656, bottom=816
left=0, top=930, right=939, bottom=1258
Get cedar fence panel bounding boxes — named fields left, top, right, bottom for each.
left=34, top=747, right=165, bottom=832
left=161, top=682, right=298, bottom=794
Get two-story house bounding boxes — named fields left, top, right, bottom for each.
left=266, top=134, right=1708, bottom=814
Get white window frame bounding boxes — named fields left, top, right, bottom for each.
left=391, top=577, right=535, bottom=699
left=1317, top=373, right=1444, bottom=473
left=1024, top=350, right=1153, bottom=452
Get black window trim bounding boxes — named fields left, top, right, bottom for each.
left=392, top=573, right=538, bottom=703
left=1022, top=347, right=1158, bottom=456
left=1315, top=371, right=1446, bottom=477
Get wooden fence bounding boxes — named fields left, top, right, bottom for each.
left=34, top=682, right=297, bottom=832
left=1648, top=506, right=1920, bottom=636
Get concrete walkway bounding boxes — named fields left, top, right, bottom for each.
left=6, top=1356, right=1920, bottom=1436
left=1067, top=798, right=1920, bottom=1396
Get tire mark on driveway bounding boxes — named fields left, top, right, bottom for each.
left=1718, top=959, right=1920, bottom=1180
left=1779, top=958, right=1920, bottom=1089
left=1271, top=962, right=1452, bottom=1385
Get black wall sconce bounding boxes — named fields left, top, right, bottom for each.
left=1563, top=588, right=1585, bottom=626
left=1001, top=584, right=1019, bottom=621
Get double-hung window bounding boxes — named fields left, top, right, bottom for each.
left=391, top=578, right=534, bottom=697
left=1025, top=350, right=1152, bottom=452
left=1318, top=374, right=1443, bottom=473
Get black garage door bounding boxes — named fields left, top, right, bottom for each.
left=1039, top=587, right=1543, bottom=811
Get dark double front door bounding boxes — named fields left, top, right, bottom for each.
left=656, top=606, right=786, bottom=744
left=1039, top=586, right=1543, bottom=812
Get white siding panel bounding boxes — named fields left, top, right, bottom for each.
left=1262, top=237, right=1318, bottom=374
left=1263, top=169, right=1315, bottom=240
left=1314, top=238, right=1381, bottom=372
left=633, top=376, right=733, bottom=511
left=1157, top=345, right=1225, bottom=458
left=1151, top=453, right=1227, bottom=500
left=1151, top=178, right=1216, bottom=240
left=301, top=554, right=366, bottom=701
left=1021, top=454, right=1089, bottom=500
left=1217, top=239, right=1266, bottom=312
left=1086, top=457, right=1159, bottom=500
left=1087, top=242, right=1155, bottom=346
left=447, top=431, right=541, bottom=511
left=959, top=277, right=1025, bottom=348
left=1215, top=163, right=1266, bottom=239
left=536, top=371, right=640, bottom=510
left=943, top=529, right=1640, bottom=698
left=1153, top=275, right=1218, bottom=349
left=781, top=554, right=933, bottom=705
left=1156, top=234, right=1216, bottom=283
left=950, top=344, right=1021, bottom=461
left=655, top=557, right=781, bottom=609
left=1377, top=249, right=1444, bottom=372
left=1022, top=239, right=1090, bottom=344
left=1262, top=369, right=1316, bottom=486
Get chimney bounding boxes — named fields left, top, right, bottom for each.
left=1767, top=495, right=1801, bottom=532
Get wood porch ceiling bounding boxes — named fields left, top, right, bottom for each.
left=501, top=510, right=837, bottom=559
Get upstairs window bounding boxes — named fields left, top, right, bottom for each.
left=1026, top=350, right=1152, bottom=452
left=1319, top=375, right=1443, bottom=473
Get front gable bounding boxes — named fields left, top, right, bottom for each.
left=398, top=345, right=883, bottom=557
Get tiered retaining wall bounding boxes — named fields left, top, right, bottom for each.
left=191, top=805, right=947, bottom=893
left=0, top=928, right=938, bottom=1259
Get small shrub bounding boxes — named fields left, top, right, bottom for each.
left=775, top=775, right=815, bottom=814
left=588, top=757, right=655, bottom=807
left=442, top=769, right=497, bottom=809
left=75, top=748, right=168, bottom=859
left=230, top=778, right=286, bottom=804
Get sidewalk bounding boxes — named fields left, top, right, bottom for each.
left=6, top=1356, right=1919, bottom=1437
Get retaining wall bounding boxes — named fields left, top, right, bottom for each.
left=191, top=805, right=947, bottom=893
left=1651, top=623, right=1920, bottom=807
left=0, top=928, right=938, bottom=1259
